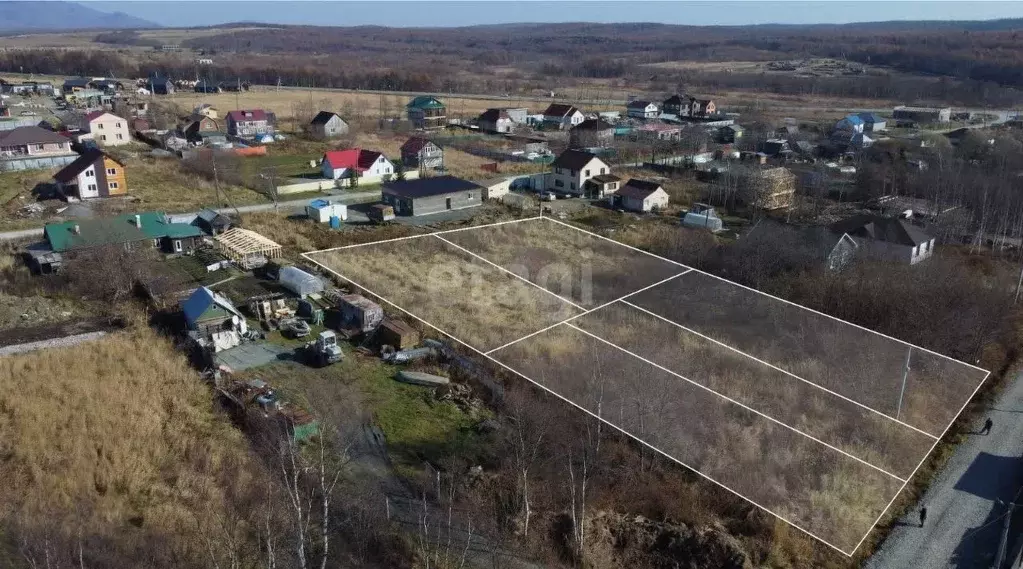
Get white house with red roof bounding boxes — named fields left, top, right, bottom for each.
left=79, top=111, right=131, bottom=147
left=226, top=109, right=274, bottom=138
left=321, top=148, right=395, bottom=183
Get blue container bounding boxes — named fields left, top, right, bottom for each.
left=329, top=215, right=341, bottom=229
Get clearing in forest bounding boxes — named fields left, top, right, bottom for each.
left=303, top=216, right=989, bottom=556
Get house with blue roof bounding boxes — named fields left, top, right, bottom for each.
left=835, top=114, right=865, bottom=134
left=856, top=112, right=887, bottom=132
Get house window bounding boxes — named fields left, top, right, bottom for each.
left=109, top=182, right=119, bottom=190
left=116, top=134, right=123, bottom=140
left=106, top=168, right=116, bottom=175
left=467, top=192, right=474, bottom=200
left=584, top=169, right=590, bottom=177
left=100, top=135, right=107, bottom=141
left=85, top=170, right=95, bottom=177
left=600, top=167, right=606, bottom=174
left=174, top=240, right=182, bottom=253
left=33, top=144, right=44, bottom=151
left=554, top=179, right=564, bottom=188
left=97, top=123, right=104, bottom=129
left=116, top=123, right=122, bottom=128
left=609, top=182, right=617, bottom=190
left=87, top=184, right=97, bottom=192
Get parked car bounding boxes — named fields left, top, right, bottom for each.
left=280, top=318, right=311, bottom=339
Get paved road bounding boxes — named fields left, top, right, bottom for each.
left=865, top=370, right=1023, bottom=569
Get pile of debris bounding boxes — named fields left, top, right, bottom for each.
left=435, top=382, right=486, bottom=419
left=586, top=511, right=749, bottom=569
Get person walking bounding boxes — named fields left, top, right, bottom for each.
left=981, top=417, right=994, bottom=435
left=919, top=506, right=928, bottom=528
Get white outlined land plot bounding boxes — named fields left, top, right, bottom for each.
left=303, top=217, right=990, bottom=555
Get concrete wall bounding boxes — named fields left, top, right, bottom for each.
left=277, top=170, right=419, bottom=195
left=0, top=153, right=77, bottom=172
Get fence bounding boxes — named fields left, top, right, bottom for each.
left=276, top=170, right=420, bottom=195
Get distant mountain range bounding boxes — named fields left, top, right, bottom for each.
left=0, top=1, right=159, bottom=32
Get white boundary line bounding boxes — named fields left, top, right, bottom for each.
left=618, top=300, right=940, bottom=440
left=298, top=251, right=865, bottom=557
left=846, top=366, right=991, bottom=556
left=433, top=234, right=585, bottom=310
left=483, top=270, right=692, bottom=355
left=562, top=323, right=907, bottom=483
left=308, top=215, right=544, bottom=253
left=541, top=216, right=987, bottom=373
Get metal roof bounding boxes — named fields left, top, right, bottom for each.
left=382, top=176, right=483, bottom=199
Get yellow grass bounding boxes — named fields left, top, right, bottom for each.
left=310, top=235, right=580, bottom=351
left=0, top=325, right=267, bottom=566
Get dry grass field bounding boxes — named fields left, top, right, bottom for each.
left=308, top=234, right=580, bottom=351
left=442, top=217, right=685, bottom=307
left=629, top=271, right=989, bottom=436
left=492, top=323, right=903, bottom=554
left=574, top=302, right=933, bottom=478
left=0, top=325, right=269, bottom=567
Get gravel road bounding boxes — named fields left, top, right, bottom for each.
left=865, top=370, right=1023, bottom=569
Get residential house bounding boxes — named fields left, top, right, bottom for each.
left=0, top=126, right=77, bottom=171
left=321, top=148, right=394, bottom=182
left=691, top=98, right=717, bottom=117
left=406, top=96, right=446, bottom=130
left=193, top=208, right=233, bottom=236
left=830, top=214, right=936, bottom=264
left=661, top=94, right=692, bottom=117
left=626, top=100, right=659, bottom=119
left=634, top=123, right=683, bottom=141
left=182, top=115, right=221, bottom=142
left=835, top=114, right=865, bottom=134
left=193, top=104, right=218, bottom=119
left=401, top=137, right=443, bottom=169
left=857, top=112, right=887, bottom=132
left=745, top=219, right=858, bottom=271
left=613, top=179, right=669, bottom=212
left=382, top=176, right=483, bottom=216
left=503, top=107, right=529, bottom=124
left=569, top=118, right=616, bottom=149
left=53, top=148, right=127, bottom=200
left=761, top=139, right=792, bottom=158
left=716, top=124, right=745, bottom=144
left=149, top=77, right=175, bottom=95
left=92, top=79, right=122, bottom=94
left=548, top=149, right=612, bottom=197
left=830, top=131, right=874, bottom=151
left=44, top=211, right=203, bottom=255
left=226, top=109, right=274, bottom=138
left=478, top=108, right=514, bottom=134
left=181, top=286, right=248, bottom=351
left=893, top=105, right=951, bottom=126
left=62, top=77, right=92, bottom=94
left=541, top=103, right=585, bottom=130
left=308, top=111, right=349, bottom=139
left=81, top=111, right=131, bottom=147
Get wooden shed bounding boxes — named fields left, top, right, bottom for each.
left=377, top=317, right=420, bottom=350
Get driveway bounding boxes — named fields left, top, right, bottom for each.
left=865, top=370, right=1023, bottom=569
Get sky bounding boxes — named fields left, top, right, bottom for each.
left=85, top=1, right=1023, bottom=28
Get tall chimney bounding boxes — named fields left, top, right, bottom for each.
left=72, top=224, right=80, bottom=235
left=134, top=214, right=141, bottom=227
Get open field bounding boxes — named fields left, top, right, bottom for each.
left=573, top=301, right=934, bottom=478
left=629, top=271, right=990, bottom=436
left=493, top=323, right=904, bottom=554
left=441, top=217, right=684, bottom=307
left=0, top=325, right=268, bottom=567
left=307, top=233, right=581, bottom=351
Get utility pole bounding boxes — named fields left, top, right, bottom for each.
left=994, top=500, right=1013, bottom=569
left=896, top=347, right=912, bottom=420
left=1015, top=261, right=1023, bottom=304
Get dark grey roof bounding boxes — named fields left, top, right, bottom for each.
left=63, top=77, right=91, bottom=87
left=627, top=100, right=653, bottom=108
left=829, top=214, right=932, bottom=246
left=310, top=111, right=341, bottom=125
left=0, top=126, right=70, bottom=146
left=552, top=149, right=600, bottom=170
left=590, top=174, right=621, bottom=184
left=617, top=178, right=663, bottom=199
left=382, top=176, right=483, bottom=199
left=478, top=108, right=510, bottom=122
left=54, top=149, right=120, bottom=184
left=573, top=118, right=614, bottom=131
left=543, top=103, right=579, bottom=117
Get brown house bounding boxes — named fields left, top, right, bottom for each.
left=53, top=149, right=128, bottom=200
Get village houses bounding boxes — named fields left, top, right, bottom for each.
left=541, top=103, right=585, bottom=130
left=547, top=149, right=614, bottom=197
left=80, top=111, right=131, bottom=147
left=321, top=148, right=394, bottom=183
left=226, top=109, right=274, bottom=138
left=309, top=111, right=349, bottom=139
left=53, top=148, right=127, bottom=200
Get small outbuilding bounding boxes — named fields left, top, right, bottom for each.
left=182, top=286, right=248, bottom=352
left=338, top=294, right=384, bottom=334
left=381, top=176, right=484, bottom=216
left=306, top=199, right=348, bottom=223
left=613, top=179, right=669, bottom=212
left=194, top=208, right=233, bottom=236
left=278, top=266, right=325, bottom=297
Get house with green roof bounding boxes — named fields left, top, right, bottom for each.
left=406, top=95, right=446, bottom=130
left=44, top=211, right=204, bottom=256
